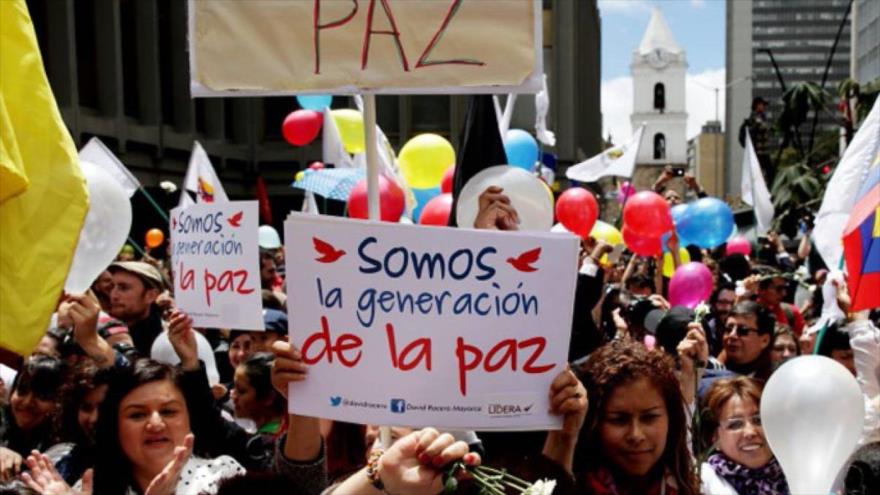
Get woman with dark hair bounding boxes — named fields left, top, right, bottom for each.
left=231, top=353, right=286, bottom=436
left=87, top=358, right=243, bottom=493
left=545, top=339, right=699, bottom=495
left=770, top=325, right=799, bottom=368
left=700, top=376, right=789, bottom=494
left=0, top=355, right=67, bottom=480
left=41, top=360, right=112, bottom=485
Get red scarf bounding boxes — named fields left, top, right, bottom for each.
left=582, top=467, right=679, bottom=495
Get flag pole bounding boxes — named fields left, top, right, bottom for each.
left=138, top=186, right=170, bottom=223
left=363, top=94, right=380, bottom=221
left=363, top=93, right=390, bottom=448
left=127, top=236, right=147, bottom=258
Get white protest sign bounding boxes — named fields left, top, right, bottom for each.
left=284, top=213, right=578, bottom=430
left=189, top=0, right=542, bottom=96
left=170, top=201, right=263, bottom=330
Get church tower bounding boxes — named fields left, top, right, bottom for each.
left=631, top=8, right=688, bottom=166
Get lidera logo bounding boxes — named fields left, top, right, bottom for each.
left=329, top=396, right=342, bottom=407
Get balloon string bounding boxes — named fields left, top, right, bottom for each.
left=127, top=236, right=147, bottom=257
left=138, top=187, right=170, bottom=222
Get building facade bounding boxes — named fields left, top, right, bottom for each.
left=687, top=121, right=724, bottom=198
left=853, top=0, right=880, bottom=85
left=725, top=0, right=852, bottom=198
left=25, top=0, right=601, bottom=229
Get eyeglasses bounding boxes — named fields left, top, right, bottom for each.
left=724, top=323, right=760, bottom=337
left=720, top=414, right=762, bottom=432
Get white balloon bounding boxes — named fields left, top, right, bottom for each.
left=456, top=165, right=553, bottom=231
left=761, top=355, right=864, bottom=495
left=64, top=161, right=132, bottom=293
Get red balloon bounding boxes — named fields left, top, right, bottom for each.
left=308, top=161, right=325, bottom=171
left=419, top=193, right=453, bottom=226
left=555, top=187, right=599, bottom=238
left=622, top=226, right=662, bottom=256
left=282, top=110, right=323, bottom=146
left=347, top=175, right=405, bottom=222
left=440, top=167, right=455, bottom=194
left=622, top=191, right=672, bottom=237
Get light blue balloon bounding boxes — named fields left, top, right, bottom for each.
left=297, top=95, right=333, bottom=111
left=669, top=203, right=692, bottom=248
left=411, top=187, right=441, bottom=223
left=504, top=129, right=539, bottom=171
left=677, top=197, right=735, bottom=249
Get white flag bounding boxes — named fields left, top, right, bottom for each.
left=741, top=132, right=775, bottom=235
left=535, top=74, right=556, bottom=147
left=322, top=107, right=354, bottom=169
left=813, top=97, right=880, bottom=269
left=180, top=141, right=228, bottom=207
left=78, top=137, right=140, bottom=197
left=566, top=126, right=645, bottom=183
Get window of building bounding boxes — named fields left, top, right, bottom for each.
left=654, top=133, right=666, bottom=160
left=654, top=83, right=665, bottom=112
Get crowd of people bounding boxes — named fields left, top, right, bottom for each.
left=0, top=178, right=878, bottom=495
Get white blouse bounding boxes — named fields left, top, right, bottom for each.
left=77, top=455, right=244, bottom=495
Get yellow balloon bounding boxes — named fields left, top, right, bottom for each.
left=541, top=180, right=555, bottom=207
left=662, top=248, right=691, bottom=278
left=295, top=170, right=305, bottom=182
left=330, top=109, right=365, bottom=154
left=590, top=220, right=623, bottom=246
left=398, top=133, right=456, bottom=189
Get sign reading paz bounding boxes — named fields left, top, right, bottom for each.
left=285, top=213, right=578, bottom=430
left=189, top=0, right=542, bottom=95
left=171, top=201, right=263, bottom=330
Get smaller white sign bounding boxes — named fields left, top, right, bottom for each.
left=170, top=201, right=263, bottom=330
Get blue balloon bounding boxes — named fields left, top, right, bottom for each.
left=504, top=129, right=539, bottom=171
left=411, top=187, right=441, bottom=223
left=297, top=95, right=333, bottom=111
left=676, top=197, right=735, bottom=249
left=669, top=203, right=692, bottom=248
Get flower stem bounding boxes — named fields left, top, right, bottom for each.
left=475, top=465, right=531, bottom=489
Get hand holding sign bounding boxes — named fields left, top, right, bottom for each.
left=271, top=341, right=309, bottom=400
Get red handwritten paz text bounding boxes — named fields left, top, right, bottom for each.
left=300, top=315, right=555, bottom=397
left=313, top=0, right=485, bottom=74
left=177, top=261, right=254, bottom=307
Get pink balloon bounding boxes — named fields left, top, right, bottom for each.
left=440, top=167, right=455, bottom=194
left=668, top=262, right=714, bottom=309
left=617, top=181, right=635, bottom=204
left=726, top=235, right=752, bottom=256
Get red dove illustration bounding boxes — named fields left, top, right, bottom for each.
left=227, top=211, right=243, bottom=228
left=506, top=247, right=541, bottom=272
left=313, top=237, right=346, bottom=263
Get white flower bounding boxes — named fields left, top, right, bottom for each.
left=523, top=479, right=556, bottom=495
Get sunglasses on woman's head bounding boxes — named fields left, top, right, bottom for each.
left=724, top=323, right=760, bottom=337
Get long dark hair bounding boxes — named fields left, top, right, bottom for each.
left=238, top=353, right=286, bottom=419
left=92, top=359, right=185, bottom=494
left=55, top=359, right=111, bottom=446
left=575, top=340, right=698, bottom=495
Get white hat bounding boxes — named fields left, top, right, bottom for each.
left=259, top=225, right=282, bottom=249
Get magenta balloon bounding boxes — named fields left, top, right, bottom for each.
left=617, top=181, right=635, bottom=204
left=668, top=262, right=714, bottom=309
left=726, top=236, right=752, bottom=256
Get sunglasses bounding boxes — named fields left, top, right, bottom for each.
left=724, top=324, right=760, bottom=337
left=720, top=414, right=762, bottom=432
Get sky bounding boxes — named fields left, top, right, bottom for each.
left=598, top=0, right=727, bottom=143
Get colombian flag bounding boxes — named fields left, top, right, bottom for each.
left=843, top=158, right=880, bottom=311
